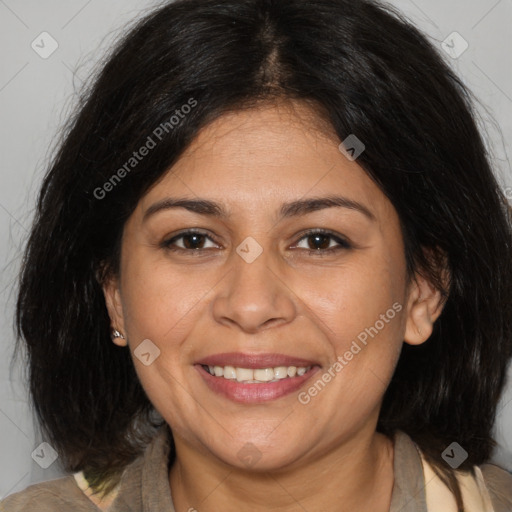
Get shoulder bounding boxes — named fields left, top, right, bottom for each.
left=1, top=475, right=97, bottom=512
left=0, top=425, right=168, bottom=512
left=478, top=462, right=512, bottom=512
left=397, top=430, right=512, bottom=512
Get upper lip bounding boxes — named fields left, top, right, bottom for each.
left=195, top=352, right=319, bottom=369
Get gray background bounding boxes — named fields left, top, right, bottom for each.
left=1, top=0, right=511, bottom=499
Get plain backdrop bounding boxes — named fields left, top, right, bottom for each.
left=1, top=0, right=511, bottom=499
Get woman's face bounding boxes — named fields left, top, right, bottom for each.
left=104, top=100, right=435, bottom=470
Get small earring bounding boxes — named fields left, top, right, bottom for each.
left=111, top=328, right=125, bottom=340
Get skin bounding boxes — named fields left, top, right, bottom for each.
left=103, top=100, right=447, bottom=512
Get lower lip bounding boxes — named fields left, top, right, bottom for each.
left=195, top=364, right=321, bottom=403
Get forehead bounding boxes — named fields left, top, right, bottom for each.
left=136, top=101, right=393, bottom=223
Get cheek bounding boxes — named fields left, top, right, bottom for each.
left=304, top=305, right=404, bottom=430
left=120, top=255, right=207, bottom=344
left=118, top=266, right=195, bottom=420
left=306, top=252, right=406, bottom=404
left=314, top=251, right=405, bottom=345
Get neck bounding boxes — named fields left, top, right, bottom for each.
left=169, top=428, right=395, bottom=512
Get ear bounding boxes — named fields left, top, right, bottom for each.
left=404, top=256, right=450, bottom=346
left=102, top=272, right=127, bottom=347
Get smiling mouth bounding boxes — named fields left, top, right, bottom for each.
left=201, top=364, right=313, bottom=383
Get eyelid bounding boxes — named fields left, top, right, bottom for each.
left=292, top=228, right=351, bottom=250
left=162, top=229, right=221, bottom=249
left=161, top=228, right=352, bottom=254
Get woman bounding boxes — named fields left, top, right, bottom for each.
left=3, top=0, right=512, bottom=510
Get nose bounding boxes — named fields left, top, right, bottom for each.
left=211, top=245, right=297, bottom=334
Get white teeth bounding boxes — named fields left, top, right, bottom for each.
left=273, top=366, right=288, bottom=379
left=223, top=366, right=237, bottom=379
left=253, top=368, right=274, bottom=382
left=236, top=368, right=253, bottom=382
left=204, top=364, right=311, bottom=383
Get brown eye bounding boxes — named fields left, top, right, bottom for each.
left=161, top=230, right=219, bottom=252
left=294, top=229, right=351, bottom=255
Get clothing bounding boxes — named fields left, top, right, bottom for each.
left=2, top=425, right=512, bottom=511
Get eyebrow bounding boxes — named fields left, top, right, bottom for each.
left=143, top=195, right=376, bottom=222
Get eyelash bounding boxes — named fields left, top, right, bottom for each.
left=161, top=228, right=352, bottom=257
